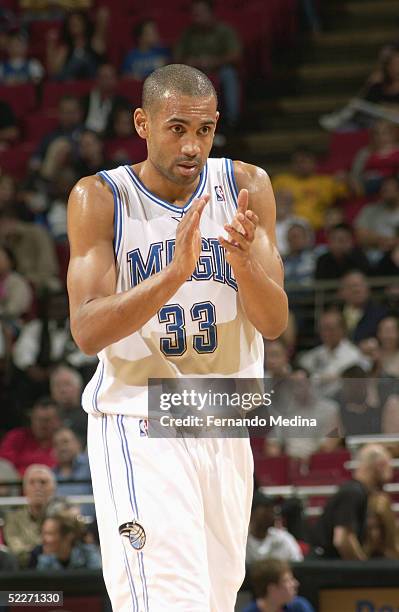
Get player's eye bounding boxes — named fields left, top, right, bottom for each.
left=171, top=125, right=184, bottom=134
left=199, top=126, right=211, bottom=135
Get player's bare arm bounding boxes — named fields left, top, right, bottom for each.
left=67, top=174, right=209, bottom=355
left=218, top=161, right=288, bottom=339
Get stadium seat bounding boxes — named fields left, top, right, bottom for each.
left=42, top=79, right=95, bottom=111
left=0, top=142, right=35, bottom=179
left=318, top=130, right=370, bottom=173
left=254, top=455, right=290, bottom=486
left=0, top=84, right=36, bottom=120
left=290, top=450, right=351, bottom=486
left=24, top=112, right=58, bottom=143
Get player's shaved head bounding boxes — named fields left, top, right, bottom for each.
left=142, top=64, right=217, bottom=113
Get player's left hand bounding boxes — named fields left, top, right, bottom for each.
left=218, top=188, right=259, bottom=269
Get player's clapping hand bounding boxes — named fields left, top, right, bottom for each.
left=172, top=195, right=210, bottom=280
left=218, top=189, right=259, bottom=270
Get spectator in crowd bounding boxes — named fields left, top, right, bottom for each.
left=0, top=397, right=60, bottom=474
left=356, top=336, right=399, bottom=415
left=283, top=222, right=315, bottom=289
left=0, top=244, right=32, bottom=322
left=73, top=129, right=111, bottom=180
left=50, top=364, right=87, bottom=442
left=351, top=120, right=399, bottom=196
left=376, top=315, right=399, bottom=378
left=335, top=366, right=383, bottom=436
left=312, top=443, right=393, bottom=559
left=83, top=63, right=129, bottom=134
left=315, top=224, right=370, bottom=280
left=267, top=369, right=341, bottom=460
left=0, top=459, right=20, bottom=497
left=29, top=510, right=101, bottom=570
left=264, top=339, right=291, bottom=385
left=46, top=8, right=108, bottom=80
left=104, top=105, right=147, bottom=165
left=46, top=166, right=77, bottom=243
left=244, top=558, right=314, bottom=612
left=0, top=99, right=19, bottom=151
left=298, top=309, right=370, bottom=396
left=373, top=243, right=399, bottom=277
left=364, top=47, right=399, bottom=106
left=355, top=175, right=399, bottom=257
left=320, top=46, right=399, bottom=131
left=12, top=291, right=73, bottom=401
left=122, top=19, right=170, bottom=81
left=0, top=172, right=35, bottom=221
left=0, top=546, right=18, bottom=571
left=272, top=148, right=349, bottom=229
left=0, top=30, right=44, bottom=84
left=382, top=393, right=399, bottom=435
left=275, top=189, right=308, bottom=258
left=53, top=427, right=93, bottom=516
left=338, top=270, right=387, bottom=343
left=364, top=492, right=399, bottom=559
left=3, top=464, right=61, bottom=567
left=246, top=492, right=303, bottom=565
left=0, top=207, right=59, bottom=291
left=30, top=95, right=84, bottom=179
left=0, top=174, right=17, bottom=215
left=175, top=0, right=241, bottom=131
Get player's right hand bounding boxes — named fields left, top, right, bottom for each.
left=172, top=195, right=210, bottom=280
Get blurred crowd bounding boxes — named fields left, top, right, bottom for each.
left=0, top=1, right=397, bottom=605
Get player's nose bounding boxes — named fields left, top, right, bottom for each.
left=180, top=140, right=201, bottom=157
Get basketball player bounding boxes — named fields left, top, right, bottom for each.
left=67, top=64, right=288, bottom=611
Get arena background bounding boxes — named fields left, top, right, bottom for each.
left=0, top=0, right=398, bottom=610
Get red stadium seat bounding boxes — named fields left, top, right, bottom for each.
left=254, top=455, right=290, bottom=486
left=318, top=129, right=370, bottom=173
left=28, top=19, right=62, bottom=65
left=0, top=83, right=36, bottom=119
left=24, top=112, right=58, bottom=143
left=116, top=78, right=143, bottom=107
left=42, top=79, right=95, bottom=111
left=290, top=450, right=351, bottom=486
left=0, top=142, right=35, bottom=179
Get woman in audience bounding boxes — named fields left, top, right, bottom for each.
left=376, top=315, right=399, bottom=377
left=46, top=9, right=108, bottom=80
left=29, top=510, right=101, bottom=570
left=351, top=120, right=399, bottom=196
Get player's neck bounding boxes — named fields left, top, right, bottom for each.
left=132, top=160, right=202, bottom=208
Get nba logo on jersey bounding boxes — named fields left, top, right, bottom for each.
left=214, top=185, right=225, bottom=201
left=139, top=419, right=148, bottom=437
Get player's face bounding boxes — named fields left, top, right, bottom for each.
left=144, top=94, right=218, bottom=186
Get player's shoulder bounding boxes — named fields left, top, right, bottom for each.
left=67, top=173, right=114, bottom=239
left=232, top=160, right=271, bottom=191
left=68, top=173, right=113, bottom=216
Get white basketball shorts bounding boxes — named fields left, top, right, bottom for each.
left=87, top=413, right=254, bottom=612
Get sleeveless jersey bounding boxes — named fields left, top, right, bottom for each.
left=82, top=158, right=264, bottom=417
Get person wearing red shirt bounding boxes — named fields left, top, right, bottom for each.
left=0, top=398, right=60, bottom=474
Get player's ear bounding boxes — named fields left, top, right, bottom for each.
left=134, top=108, right=148, bottom=139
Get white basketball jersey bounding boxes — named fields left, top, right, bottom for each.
left=82, top=158, right=264, bottom=417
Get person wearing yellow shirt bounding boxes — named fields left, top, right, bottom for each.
left=273, top=148, right=349, bottom=229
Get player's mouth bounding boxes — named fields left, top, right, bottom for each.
left=177, top=162, right=199, bottom=176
